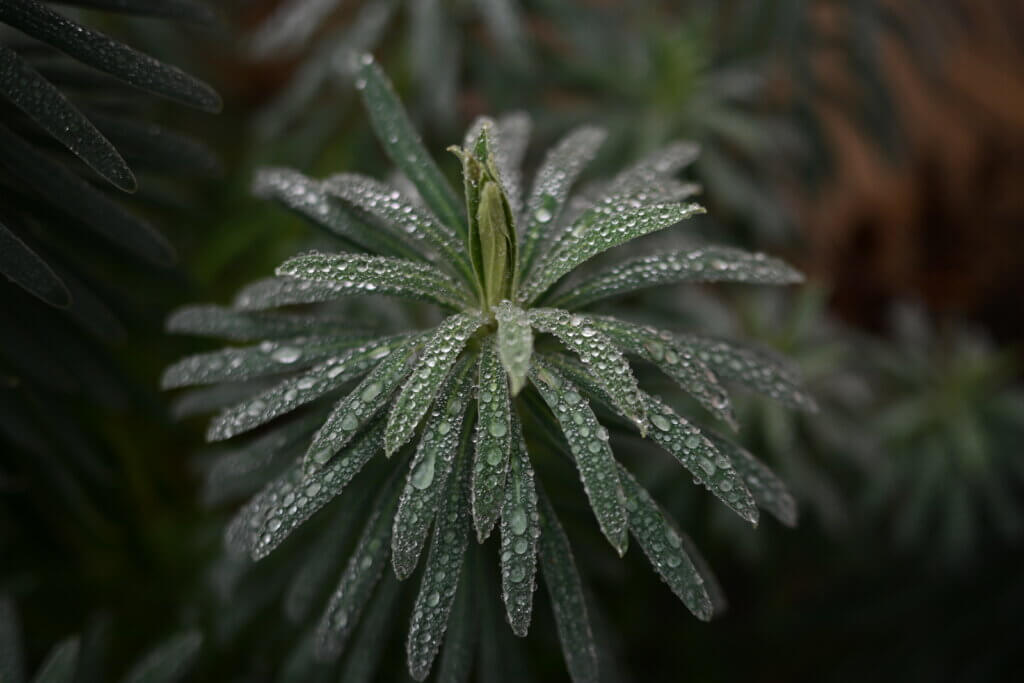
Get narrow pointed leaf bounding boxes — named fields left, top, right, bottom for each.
left=354, top=55, right=465, bottom=235
left=0, top=220, right=69, bottom=307
left=121, top=631, right=202, bottom=683
left=316, top=475, right=402, bottom=659
left=162, top=335, right=375, bottom=389
left=605, top=141, right=699, bottom=197
left=277, top=251, right=469, bottom=309
left=471, top=338, right=512, bottom=541
left=519, top=126, right=606, bottom=277
left=30, top=637, right=78, bottom=683
left=323, top=173, right=471, bottom=278
left=499, top=412, right=539, bottom=636
left=522, top=200, right=705, bottom=304
left=406, top=434, right=472, bottom=680
left=617, top=465, right=718, bottom=620
left=336, top=574, right=402, bottom=683
left=225, top=422, right=384, bottom=559
left=0, top=122, right=172, bottom=264
left=676, top=334, right=817, bottom=411
left=248, top=0, right=345, bottom=58
left=207, top=335, right=412, bottom=441
left=529, top=308, right=646, bottom=431
left=0, top=44, right=133, bottom=190
left=253, top=167, right=418, bottom=259
left=434, top=562, right=475, bottom=683
left=530, top=362, right=628, bottom=556
left=167, top=305, right=364, bottom=342
left=493, top=112, right=531, bottom=216
left=232, top=277, right=377, bottom=312
left=304, top=341, right=420, bottom=472
left=0, top=0, right=220, bottom=111
left=392, top=364, right=474, bottom=579
left=704, top=432, right=797, bottom=527
left=537, top=489, right=598, bottom=683
left=551, top=246, right=804, bottom=309
left=385, top=313, right=485, bottom=455
left=587, top=316, right=736, bottom=429
left=494, top=301, right=532, bottom=395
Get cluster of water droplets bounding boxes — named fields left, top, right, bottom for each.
left=705, top=433, right=798, bottom=527
left=530, top=362, right=629, bottom=556
left=529, top=308, right=647, bottom=433
left=385, top=313, right=484, bottom=455
left=470, top=339, right=512, bottom=541
left=498, top=413, right=541, bottom=637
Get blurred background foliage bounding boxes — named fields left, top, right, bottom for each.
left=1, top=0, right=1022, bottom=680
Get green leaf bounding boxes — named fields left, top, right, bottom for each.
left=30, top=637, right=78, bottom=683
left=433, top=561, right=475, bottom=683
left=617, top=465, right=719, bottom=620
left=529, top=308, right=646, bottom=431
left=586, top=316, right=736, bottom=429
left=0, top=597, right=25, bottom=683
left=316, top=474, right=402, bottom=659
left=225, top=421, right=384, bottom=559
left=323, top=173, right=472, bottom=280
left=499, top=411, right=539, bottom=637
left=161, top=335, right=376, bottom=389
left=530, top=362, right=628, bottom=556
left=207, top=335, right=412, bottom=441
left=676, top=334, right=817, bottom=412
left=167, top=305, right=365, bottom=342
left=603, top=141, right=699, bottom=198
left=354, top=54, right=465, bottom=235
left=492, top=112, right=532, bottom=215
left=521, top=200, right=705, bottom=304
left=0, top=220, right=70, bottom=308
left=471, top=338, right=512, bottom=541
left=537, top=488, right=598, bottom=683
left=336, top=574, right=402, bottom=683
left=519, top=126, right=606, bottom=278
left=477, top=177, right=516, bottom=306
left=550, top=246, right=804, bottom=309
left=0, top=44, right=133, bottom=191
left=385, top=313, right=485, bottom=455
left=494, top=301, right=533, bottom=395
left=704, top=432, right=798, bottom=527
left=120, top=631, right=202, bottom=683
left=0, top=0, right=220, bottom=111
left=303, top=340, right=420, bottom=472
left=276, top=251, right=470, bottom=310
left=406, top=433, right=472, bottom=681
left=392, top=363, right=474, bottom=579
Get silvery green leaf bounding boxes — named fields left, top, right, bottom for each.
left=586, top=316, right=736, bottom=429
left=120, top=631, right=202, bottom=683
left=493, top=112, right=531, bottom=215
left=406, top=434, right=472, bottom=680
left=322, top=173, right=472, bottom=279
left=499, top=411, right=539, bottom=637
left=316, top=476, right=402, bottom=659
left=0, top=123, right=173, bottom=264
left=225, top=421, right=384, bottom=560
left=551, top=246, right=804, bottom=309
left=354, top=54, right=465, bottom=236
left=529, top=308, right=646, bottom=431
left=494, top=300, right=533, bottom=395
left=704, top=432, right=797, bottom=527
left=248, top=0, right=345, bottom=58
left=0, top=0, right=220, bottom=111
left=605, top=141, right=699, bottom=196
left=167, top=305, right=362, bottom=342
left=277, top=251, right=470, bottom=309
left=232, top=277, right=358, bottom=311
left=162, top=335, right=375, bottom=389
left=303, top=340, right=421, bottom=472
left=385, top=313, right=485, bottom=455
left=530, top=362, right=628, bottom=556
left=642, top=394, right=758, bottom=525
left=207, top=336, right=410, bottom=441
left=537, top=488, right=598, bottom=683
left=0, top=44, right=133, bottom=190
left=471, top=338, right=512, bottom=541
left=252, top=168, right=418, bottom=259
left=392, top=363, right=474, bottom=579
left=617, top=465, right=718, bottom=621
left=30, top=637, right=78, bottom=683
left=676, top=334, right=817, bottom=412
left=0, top=220, right=69, bottom=307
left=518, top=126, right=606, bottom=277
left=336, top=574, right=401, bottom=683
left=521, top=199, right=705, bottom=304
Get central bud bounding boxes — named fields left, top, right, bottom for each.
left=450, top=124, right=518, bottom=310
